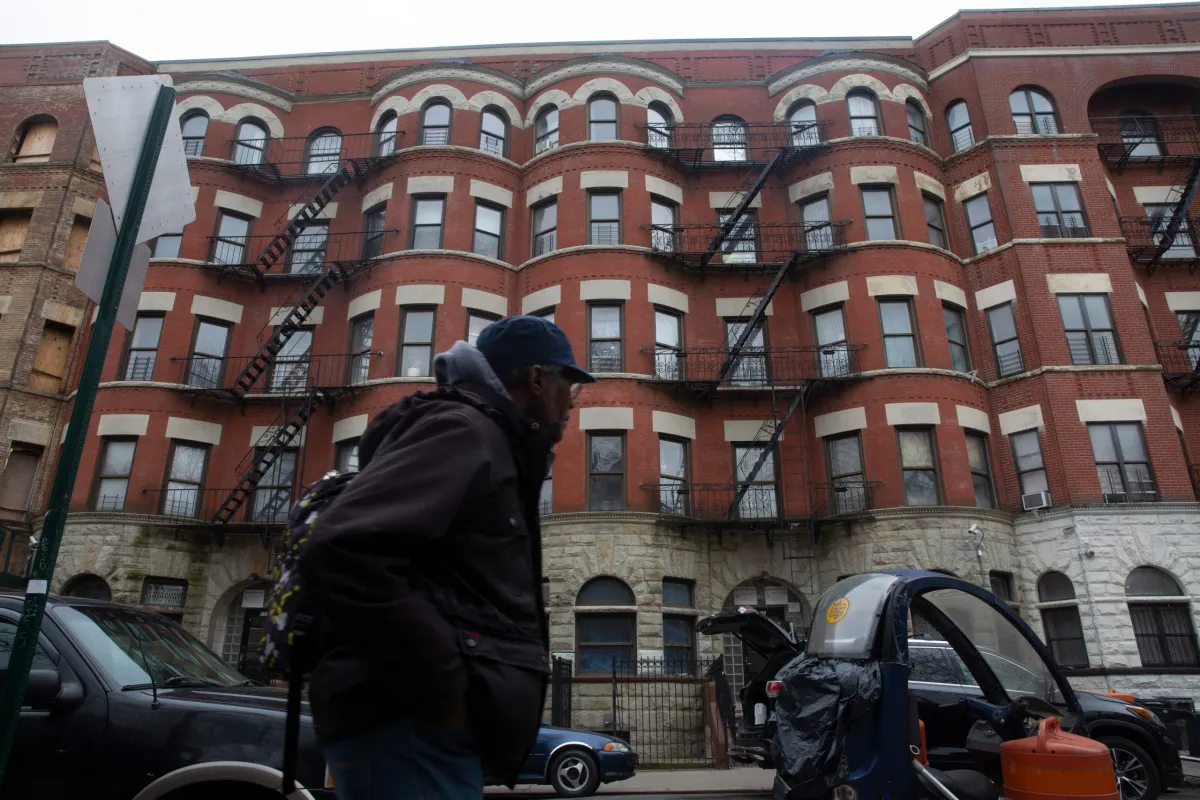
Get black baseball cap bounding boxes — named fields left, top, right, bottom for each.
left=476, top=316, right=596, bottom=384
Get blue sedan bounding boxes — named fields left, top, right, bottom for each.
left=496, top=724, right=638, bottom=797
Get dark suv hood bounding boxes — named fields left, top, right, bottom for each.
left=157, top=685, right=311, bottom=718
left=696, top=607, right=801, bottom=658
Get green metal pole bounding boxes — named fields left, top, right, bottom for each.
left=0, top=84, right=176, bottom=783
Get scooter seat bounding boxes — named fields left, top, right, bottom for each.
left=923, top=767, right=1000, bottom=800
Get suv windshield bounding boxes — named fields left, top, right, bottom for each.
left=53, top=604, right=246, bottom=688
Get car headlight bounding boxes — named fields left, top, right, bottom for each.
left=604, top=741, right=630, bottom=753
left=1126, top=705, right=1167, bottom=729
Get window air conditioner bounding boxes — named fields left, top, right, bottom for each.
left=1021, top=491, right=1052, bottom=511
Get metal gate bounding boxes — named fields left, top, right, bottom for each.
left=550, top=656, right=573, bottom=728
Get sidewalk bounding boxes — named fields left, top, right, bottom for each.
left=486, top=767, right=774, bottom=796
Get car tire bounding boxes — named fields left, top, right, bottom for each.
left=549, top=748, right=601, bottom=798
left=1098, top=735, right=1161, bottom=800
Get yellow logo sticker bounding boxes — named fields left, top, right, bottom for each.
left=826, top=597, right=850, bottom=624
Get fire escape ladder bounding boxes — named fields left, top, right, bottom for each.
left=699, top=149, right=785, bottom=267
left=724, top=390, right=804, bottom=522
left=252, top=160, right=364, bottom=277
left=212, top=395, right=316, bottom=524
left=715, top=252, right=802, bottom=384
left=1147, top=158, right=1200, bottom=271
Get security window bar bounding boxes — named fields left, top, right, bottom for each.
left=966, top=432, right=995, bottom=509
left=861, top=187, right=897, bottom=240
left=1058, top=294, right=1120, bottom=365
left=588, top=304, right=623, bottom=372
left=725, top=318, right=767, bottom=386
left=733, top=444, right=777, bottom=519
left=847, top=91, right=880, bottom=136
left=181, top=113, right=208, bottom=156
left=588, top=191, right=621, bottom=245
left=399, top=307, right=435, bottom=377
left=1129, top=604, right=1200, bottom=667
left=946, top=101, right=975, bottom=153
left=1088, top=423, right=1157, bottom=503
left=943, top=305, right=971, bottom=372
left=467, top=311, right=498, bottom=347
left=532, top=200, right=557, bottom=256
left=349, top=314, right=373, bottom=384
left=826, top=433, right=866, bottom=515
left=534, top=107, right=559, bottom=155
left=924, top=194, right=948, bottom=249
left=363, top=204, right=387, bottom=259
left=658, top=436, right=690, bottom=516
left=187, top=319, right=231, bottom=389
left=473, top=202, right=504, bottom=260
left=588, top=96, right=618, bottom=141
left=812, top=305, right=850, bottom=377
left=410, top=196, right=446, bottom=249
left=654, top=309, right=683, bottom=380
left=907, top=101, right=928, bottom=146
left=717, top=209, right=758, bottom=263
left=1032, top=183, right=1089, bottom=238
left=335, top=439, right=360, bottom=473
left=880, top=298, right=919, bottom=367
left=898, top=428, right=940, bottom=506
left=421, top=103, right=451, bottom=145
left=1010, top=430, right=1049, bottom=497
left=141, top=578, right=187, bottom=608
left=964, top=194, right=997, bottom=254
left=251, top=448, right=297, bottom=524
left=94, top=437, right=136, bottom=512
left=987, top=303, right=1024, bottom=377
left=287, top=221, right=328, bottom=274
left=800, top=195, right=833, bottom=250
left=588, top=433, right=626, bottom=511
left=123, top=313, right=163, bottom=381
left=211, top=211, right=251, bottom=265
left=1145, top=203, right=1197, bottom=259
left=650, top=198, right=677, bottom=252
left=163, top=442, right=208, bottom=518
left=1009, top=88, right=1058, bottom=134
left=479, top=110, right=507, bottom=157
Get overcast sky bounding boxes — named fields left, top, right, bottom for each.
left=6, top=0, right=1194, bottom=62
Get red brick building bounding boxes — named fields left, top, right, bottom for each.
left=2, top=4, right=1200, bottom=702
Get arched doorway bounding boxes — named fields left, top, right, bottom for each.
left=721, top=577, right=808, bottom=692
left=217, top=582, right=272, bottom=683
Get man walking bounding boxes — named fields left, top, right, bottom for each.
left=299, top=316, right=592, bottom=799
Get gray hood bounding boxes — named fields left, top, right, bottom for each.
left=433, top=340, right=511, bottom=399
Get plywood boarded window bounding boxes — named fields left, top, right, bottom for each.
left=0, top=443, right=43, bottom=518
left=0, top=212, right=31, bottom=262
left=89, top=146, right=102, bottom=173
left=64, top=215, right=90, bottom=272
left=30, top=321, right=74, bottom=394
left=15, top=121, right=57, bottom=163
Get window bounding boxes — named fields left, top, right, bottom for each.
left=398, top=307, right=435, bottom=377
left=966, top=432, right=995, bottom=509
left=1058, top=294, right=1119, bottom=365
left=363, top=203, right=387, bottom=259
left=64, top=214, right=90, bottom=272
left=800, top=194, right=833, bottom=250
left=964, top=194, right=997, bottom=253
left=588, top=303, right=622, bottom=372
left=375, top=112, right=398, bottom=157
left=825, top=433, right=866, bottom=515
left=211, top=210, right=251, bottom=265
left=349, top=314, right=373, bottom=384
left=588, top=433, right=626, bottom=511
left=250, top=448, right=297, bottom=523
left=152, top=228, right=184, bottom=258
left=946, top=101, right=975, bottom=152
left=0, top=442, right=42, bottom=516
left=1032, top=183, right=1088, bottom=238
left=0, top=210, right=31, bottom=262
left=420, top=102, right=451, bottom=145
left=650, top=197, right=677, bottom=252
left=790, top=101, right=819, bottom=146
left=141, top=577, right=188, bottom=609
left=1145, top=203, right=1197, bottom=259
left=287, top=221, right=328, bottom=274
left=813, top=305, right=850, bottom=377
left=879, top=298, right=919, bottom=367
left=30, top=321, right=74, bottom=394
left=663, top=613, right=694, bottom=675
left=1126, top=566, right=1200, bottom=667
left=1178, top=311, right=1200, bottom=370
left=0, top=618, right=54, bottom=674
left=906, top=100, right=928, bottom=145
left=861, top=187, right=897, bottom=240
left=987, top=303, right=1023, bottom=376
left=1037, top=572, right=1089, bottom=668
left=540, top=458, right=553, bottom=514
left=180, top=112, right=208, bottom=156
left=162, top=441, right=208, bottom=517
left=924, top=194, right=948, bottom=249
left=1010, top=88, right=1058, bottom=134
left=304, top=128, right=343, bottom=175
left=725, top=317, right=767, bottom=386
left=13, top=118, right=57, bottom=163
left=647, top=103, right=673, bottom=149
left=733, top=444, right=777, bottom=519
left=232, top=119, right=268, bottom=166
left=1119, top=112, right=1162, bottom=158
left=717, top=209, right=759, bottom=263
left=658, top=436, right=689, bottom=516
left=335, top=439, right=360, bottom=473
left=712, top=116, right=747, bottom=162
left=654, top=308, right=683, bottom=380
left=534, top=106, right=559, bottom=154
left=93, top=438, right=137, bottom=512
left=270, top=328, right=313, bottom=393
left=1011, top=430, right=1049, bottom=497
left=466, top=311, right=498, bottom=347
left=898, top=428, right=940, bottom=506
left=588, top=94, right=618, bottom=140
left=588, top=191, right=621, bottom=245
left=663, top=578, right=693, bottom=609
left=63, top=574, right=111, bottom=601
left=1089, top=423, right=1156, bottom=503
left=909, top=646, right=959, bottom=683
left=187, top=319, right=231, bottom=389
left=943, top=305, right=970, bottom=372
left=472, top=202, right=504, bottom=259
left=410, top=196, right=445, bottom=249
left=532, top=308, right=556, bottom=324
left=479, top=108, right=508, bottom=156
left=123, top=313, right=163, bottom=381
left=989, top=571, right=1015, bottom=605
left=532, top=199, right=557, bottom=256
left=576, top=578, right=635, bottom=673
left=847, top=90, right=880, bottom=136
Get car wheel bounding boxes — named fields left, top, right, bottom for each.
left=1098, top=735, right=1161, bottom=800
left=549, top=749, right=601, bottom=798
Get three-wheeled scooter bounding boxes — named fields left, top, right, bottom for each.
left=773, top=570, right=1119, bottom=800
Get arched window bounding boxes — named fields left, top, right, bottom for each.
left=534, top=106, right=560, bottom=155
left=847, top=90, right=880, bottom=137
left=906, top=100, right=928, bottom=146
left=180, top=112, right=209, bottom=157
left=420, top=101, right=452, bottom=146
left=789, top=101, right=819, bottom=147
left=1010, top=87, right=1059, bottom=134
left=588, top=93, right=618, bottom=140
left=1118, top=110, right=1163, bottom=158
left=1036, top=571, right=1089, bottom=667
left=712, top=115, right=747, bottom=162
left=479, top=107, right=508, bottom=157
left=375, top=112, right=398, bottom=157
left=647, top=102, right=673, bottom=149
left=305, top=128, right=342, bottom=175
left=946, top=100, right=975, bottom=153
left=62, top=574, right=111, bottom=601
left=232, top=118, right=268, bottom=166
left=1126, top=566, right=1200, bottom=667
left=13, top=116, right=58, bottom=163
left=576, top=577, right=636, bottom=674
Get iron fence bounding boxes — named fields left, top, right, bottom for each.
left=809, top=480, right=880, bottom=519
left=170, top=352, right=377, bottom=396
left=202, top=230, right=400, bottom=275
left=223, top=131, right=404, bottom=179
left=645, top=344, right=861, bottom=386
left=644, top=483, right=785, bottom=525
left=1120, top=217, right=1200, bottom=266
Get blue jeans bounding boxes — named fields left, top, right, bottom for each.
left=323, top=718, right=483, bottom=800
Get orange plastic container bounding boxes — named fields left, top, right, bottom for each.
left=917, top=720, right=928, bottom=766
left=1104, top=689, right=1135, bottom=703
left=1001, top=718, right=1119, bottom=800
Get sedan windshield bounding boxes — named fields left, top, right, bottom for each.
left=53, top=605, right=246, bottom=688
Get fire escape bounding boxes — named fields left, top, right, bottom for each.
left=638, top=119, right=872, bottom=540
left=1093, top=115, right=1200, bottom=399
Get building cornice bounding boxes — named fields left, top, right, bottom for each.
left=767, top=55, right=928, bottom=96
left=928, top=43, right=1200, bottom=81
left=173, top=75, right=293, bottom=112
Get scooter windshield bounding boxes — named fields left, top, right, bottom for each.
left=808, top=573, right=900, bottom=659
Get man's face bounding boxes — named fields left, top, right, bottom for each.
left=530, top=366, right=581, bottom=444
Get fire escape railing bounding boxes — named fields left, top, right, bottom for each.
left=1119, top=216, right=1200, bottom=273
left=640, top=121, right=829, bottom=169
left=223, top=131, right=404, bottom=183
left=170, top=352, right=377, bottom=399
left=1089, top=115, right=1200, bottom=173
left=645, top=221, right=850, bottom=271
left=202, top=229, right=400, bottom=280
left=643, top=344, right=863, bottom=388
left=1154, top=340, right=1200, bottom=399
left=641, top=480, right=880, bottom=527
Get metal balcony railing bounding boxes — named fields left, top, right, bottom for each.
left=222, top=131, right=404, bottom=181
left=647, top=482, right=788, bottom=526
left=171, top=352, right=377, bottom=398
left=1089, top=116, right=1200, bottom=171
left=137, top=487, right=294, bottom=525
left=809, top=480, right=879, bottom=520
left=1119, top=216, right=1200, bottom=268
left=1097, top=465, right=1159, bottom=505
left=645, top=221, right=849, bottom=271
left=1155, top=340, right=1200, bottom=397
left=201, top=229, right=400, bottom=278
left=640, top=121, right=829, bottom=168
left=645, top=344, right=862, bottom=388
